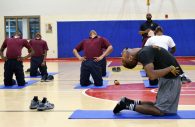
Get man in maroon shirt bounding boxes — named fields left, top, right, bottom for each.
left=0, top=32, right=34, bottom=86
left=29, top=33, right=49, bottom=81
left=73, top=30, right=113, bottom=86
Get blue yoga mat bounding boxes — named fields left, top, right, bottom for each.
left=143, top=80, right=158, bottom=88
left=74, top=80, right=109, bottom=89
left=69, top=110, right=195, bottom=119
left=140, top=70, right=147, bottom=77
left=0, top=80, right=39, bottom=89
left=25, top=72, right=58, bottom=78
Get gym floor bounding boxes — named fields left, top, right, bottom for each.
left=0, top=58, right=195, bottom=127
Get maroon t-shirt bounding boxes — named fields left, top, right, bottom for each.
left=1, top=38, right=31, bottom=59
left=29, top=39, right=48, bottom=57
left=75, top=36, right=111, bottom=59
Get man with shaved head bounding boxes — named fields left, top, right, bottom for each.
left=73, top=30, right=113, bottom=86
left=113, top=46, right=183, bottom=116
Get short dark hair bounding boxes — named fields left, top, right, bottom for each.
left=14, top=31, right=21, bottom=36
left=35, top=32, right=41, bottom=37
left=155, top=26, right=163, bottom=34
left=122, top=59, right=138, bottom=69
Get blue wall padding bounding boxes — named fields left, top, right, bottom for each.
left=57, top=19, right=195, bottom=58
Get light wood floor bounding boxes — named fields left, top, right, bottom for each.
left=0, top=61, right=195, bottom=127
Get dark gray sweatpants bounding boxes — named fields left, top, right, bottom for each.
left=155, top=76, right=181, bottom=114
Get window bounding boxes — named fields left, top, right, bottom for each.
left=4, top=16, right=40, bottom=39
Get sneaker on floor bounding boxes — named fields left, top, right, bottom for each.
left=46, top=75, right=54, bottom=81
left=113, top=97, right=129, bottom=114
left=41, top=75, right=48, bottom=82
left=181, top=76, right=191, bottom=84
left=116, top=67, right=121, bottom=72
left=112, top=67, right=117, bottom=72
left=29, top=99, right=40, bottom=109
left=37, top=101, right=54, bottom=111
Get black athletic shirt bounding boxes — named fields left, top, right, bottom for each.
left=140, top=21, right=159, bottom=39
left=137, top=46, right=183, bottom=79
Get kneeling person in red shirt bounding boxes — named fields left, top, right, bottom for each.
left=73, top=30, right=113, bottom=86
left=0, top=32, right=34, bottom=86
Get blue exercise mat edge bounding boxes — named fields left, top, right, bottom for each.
left=0, top=80, right=39, bottom=89
left=143, top=80, right=158, bottom=88
left=69, top=110, right=195, bottom=119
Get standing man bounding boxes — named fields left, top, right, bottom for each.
left=139, top=13, right=159, bottom=47
left=29, top=33, right=49, bottom=81
left=145, top=26, right=191, bottom=84
left=73, top=30, right=113, bottom=86
left=113, top=46, right=183, bottom=116
left=0, top=32, right=34, bottom=86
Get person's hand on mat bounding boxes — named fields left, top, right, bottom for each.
left=79, top=56, right=86, bottom=62
left=94, top=56, right=103, bottom=62
left=170, top=65, right=180, bottom=76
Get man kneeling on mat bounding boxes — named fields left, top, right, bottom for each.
left=29, top=33, right=53, bottom=81
left=0, top=32, right=34, bottom=86
left=113, top=46, right=183, bottom=116
left=73, top=30, right=113, bottom=86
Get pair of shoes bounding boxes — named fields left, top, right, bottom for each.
left=112, top=67, right=121, bottom=72
left=113, top=97, right=134, bottom=114
left=29, top=96, right=54, bottom=111
left=181, top=76, right=191, bottom=84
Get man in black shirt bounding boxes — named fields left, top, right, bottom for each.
left=113, top=46, right=182, bottom=116
left=139, top=13, right=159, bottom=47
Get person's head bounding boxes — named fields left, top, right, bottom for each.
left=155, top=26, right=163, bottom=35
left=146, top=13, right=152, bottom=21
left=89, top=30, right=97, bottom=38
left=35, top=32, right=42, bottom=40
left=121, top=48, right=138, bottom=69
left=13, top=32, right=22, bottom=39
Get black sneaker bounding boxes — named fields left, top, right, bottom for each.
left=41, top=75, right=48, bottom=82
left=122, top=97, right=135, bottom=105
left=46, top=75, right=54, bottom=81
left=181, top=76, right=191, bottom=84
left=113, top=97, right=129, bottom=114
left=116, top=67, right=121, bottom=72
left=112, top=67, right=117, bottom=72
